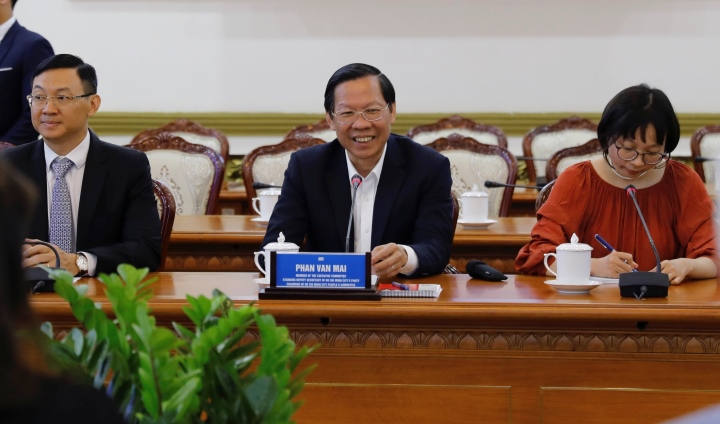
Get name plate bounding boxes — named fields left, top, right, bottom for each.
left=270, top=251, right=371, bottom=289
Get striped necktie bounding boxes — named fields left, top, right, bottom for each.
left=49, top=157, right=74, bottom=252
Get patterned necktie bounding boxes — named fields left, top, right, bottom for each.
left=49, top=157, right=74, bottom=252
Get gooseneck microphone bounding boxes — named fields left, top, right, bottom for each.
left=252, top=182, right=283, bottom=190
left=619, top=184, right=669, bottom=299
left=345, top=174, right=363, bottom=253
left=24, top=240, right=62, bottom=293
left=484, top=181, right=544, bottom=190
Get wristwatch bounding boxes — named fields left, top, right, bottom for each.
left=75, top=253, right=88, bottom=276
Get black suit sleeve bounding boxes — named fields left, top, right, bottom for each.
left=85, top=153, right=161, bottom=274
left=3, top=36, right=54, bottom=145
left=405, top=155, right=454, bottom=277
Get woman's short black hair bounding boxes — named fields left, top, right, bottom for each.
left=597, top=84, right=680, bottom=154
left=323, top=63, right=395, bottom=113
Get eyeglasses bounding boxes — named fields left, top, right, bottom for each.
left=613, top=142, right=668, bottom=165
left=331, top=103, right=390, bottom=125
left=26, top=93, right=95, bottom=109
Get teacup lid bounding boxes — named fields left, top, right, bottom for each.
left=461, top=184, right=488, bottom=198
left=263, top=232, right=299, bottom=251
left=556, top=233, right=593, bottom=252
left=259, top=187, right=281, bottom=196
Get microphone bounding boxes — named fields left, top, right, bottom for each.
left=484, top=181, right=544, bottom=190
left=619, top=184, right=669, bottom=299
left=345, top=174, right=363, bottom=252
left=24, top=240, right=62, bottom=293
left=252, top=182, right=282, bottom=190
left=466, top=260, right=507, bottom=281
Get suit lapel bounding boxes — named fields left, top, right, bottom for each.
left=325, top=143, right=352, bottom=248
left=372, top=136, right=405, bottom=247
left=76, top=131, right=108, bottom=247
left=27, top=141, right=49, bottom=240
left=0, top=22, right=20, bottom=66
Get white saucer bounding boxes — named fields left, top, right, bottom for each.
left=458, top=219, right=497, bottom=229
left=254, top=278, right=269, bottom=285
left=590, top=276, right=619, bottom=285
left=544, top=280, right=601, bottom=294
left=251, top=217, right=269, bottom=226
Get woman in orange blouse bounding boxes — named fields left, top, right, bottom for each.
left=515, top=84, right=718, bottom=284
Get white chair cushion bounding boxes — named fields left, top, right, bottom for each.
left=440, top=150, right=509, bottom=218
left=699, top=133, right=720, bottom=185
left=303, top=129, right=336, bottom=142
left=252, top=151, right=296, bottom=187
left=555, top=154, right=603, bottom=177
left=530, top=129, right=596, bottom=179
left=146, top=150, right=215, bottom=215
left=412, top=129, right=501, bottom=146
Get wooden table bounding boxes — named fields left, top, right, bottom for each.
left=31, top=272, right=720, bottom=423
left=508, top=187, right=540, bottom=216
left=167, top=216, right=537, bottom=273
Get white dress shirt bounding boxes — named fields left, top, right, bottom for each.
left=44, top=131, right=98, bottom=275
left=345, top=145, right=419, bottom=275
left=0, top=16, right=16, bottom=44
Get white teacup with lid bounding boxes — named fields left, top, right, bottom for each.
left=252, top=188, right=281, bottom=221
left=543, top=233, right=593, bottom=284
left=254, top=232, right=299, bottom=283
left=460, top=184, right=489, bottom=223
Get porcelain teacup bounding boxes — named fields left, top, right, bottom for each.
left=253, top=232, right=299, bottom=282
left=543, top=233, right=593, bottom=284
left=460, top=185, right=489, bottom=223
left=252, top=188, right=280, bottom=221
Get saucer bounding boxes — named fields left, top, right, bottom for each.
left=251, top=217, right=269, bottom=226
left=544, top=280, right=601, bottom=294
left=458, top=219, right=497, bottom=229
left=254, top=278, right=269, bottom=285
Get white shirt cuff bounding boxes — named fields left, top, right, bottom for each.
left=79, top=251, right=98, bottom=276
left=398, top=245, right=419, bottom=275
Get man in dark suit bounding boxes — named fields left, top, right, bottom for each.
left=262, top=63, right=454, bottom=278
left=0, top=54, right=161, bottom=276
left=0, top=0, right=54, bottom=145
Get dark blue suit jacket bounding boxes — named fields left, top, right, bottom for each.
left=0, top=131, right=162, bottom=274
left=0, top=20, right=54, bottom=145
left=262, top=134, right=454, bottom=277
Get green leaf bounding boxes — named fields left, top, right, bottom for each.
left=40, top=322, right=54, bottom=339
left=244, top=375, right=277, bottom=417
left=150, top=328, right=181, bottom=353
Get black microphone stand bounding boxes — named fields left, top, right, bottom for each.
left=346, top=175, right=363, bottom=252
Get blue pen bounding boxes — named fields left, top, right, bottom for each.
left=392, top=282, right=410, bottom=290
left=594, top=234, right=638, bottom=272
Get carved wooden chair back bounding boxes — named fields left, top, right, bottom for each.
left=131, top=119, right=230, bottom=163
left=152, top=179, right=176, bottom=271
left=545, top=138, right=603, bottom=181
left=690, top=125, right=720, bottom=183
left=407, top=115, right=508, bottom=148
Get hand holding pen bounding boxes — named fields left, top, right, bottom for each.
left=594, top=234, right=638, bottom=274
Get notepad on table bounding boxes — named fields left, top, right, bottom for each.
left=378, top=283, right=442, bottom=298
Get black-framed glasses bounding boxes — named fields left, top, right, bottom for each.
left=332, top=103, right=390, bottom=125
left=613, top=142, right=668, bottom=165
left=26, top=93, right=95, bottom=109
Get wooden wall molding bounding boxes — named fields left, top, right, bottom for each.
left=90, top=112, right=720, bottom=137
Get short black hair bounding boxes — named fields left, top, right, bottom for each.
left=11, top=0, right=17, bottom=9
left=32, top=54, right=98, bottom=95
left=597, top=84, right=680, bottom=155
left=323, top=63, right=395, bottom=113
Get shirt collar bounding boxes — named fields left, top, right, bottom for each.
left=0, top=16, right=16, bottom=43
left=44, top=131, right=91, bottom=172
left=345, top=143, right=387, bottom=184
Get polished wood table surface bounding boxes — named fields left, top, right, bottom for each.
left=30, top=273, right=720, bottom=423
left=167, top=215, right=537, bottom=273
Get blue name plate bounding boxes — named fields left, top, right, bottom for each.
left=270, top=251, right=371, bottom=289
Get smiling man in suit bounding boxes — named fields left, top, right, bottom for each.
left=262, top=63, right=454, bottom=278
left=0, top=0, right=54, bottom=145
left=0, top=54, right=161, bottom=276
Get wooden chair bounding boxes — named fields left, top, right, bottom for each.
left=0, top=141, right=15, bottom=151
left=426, top=134, right=517, bottom=218
left=285, top=119, right=336, bottom=142
left=242, top=136, right=326, bottom=209
left=690, top=125, right=720, bottom=183
left=545, top=138, right=603, bottom=181
left=131, top=119, right=230, bottom=163
left=522, top=116, right=597, bottom=184
left=444, top=192, right=461, bottom=274
left=127, top=132, right=225, bottom=215
left=152, top=179, right=176, bottom=271
left=407, top=115, right=508, bottom=148
left=535, top=180, right=556, bottom=212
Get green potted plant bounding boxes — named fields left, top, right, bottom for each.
left=42, top=264, right=315, bottom=423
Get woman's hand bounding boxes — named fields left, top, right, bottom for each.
left=660, top=258, right=694, bottom=285
left=591, top=251, right=637, bottom=278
